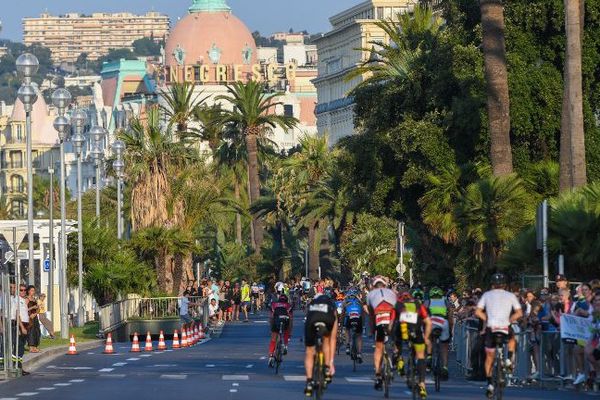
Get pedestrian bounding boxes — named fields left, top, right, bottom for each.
left=37, top=294, right=55, bottom=339
left=241, top=279, right=251, bottom=322
left=232, top=283, right=241, bottom=321
left=26, top=286, right=41, bottom=353
left=10, top=283, right=29, bottom=374
left=178, top=290, right=200, bottom=331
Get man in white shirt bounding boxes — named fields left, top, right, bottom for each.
left=208, top=298, right=222, bottom=322
left=475, top=273, right=523, bottom=398
left=178, top=290, right=200, bottom=331
left=10, top=283, right=29, bottom=373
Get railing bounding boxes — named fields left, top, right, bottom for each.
left=99, top=296, right=208, bottom=334
left=1, top=162, right=24, bottom=169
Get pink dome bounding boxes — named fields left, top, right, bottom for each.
left=165, top=11, right=257, bottom=68
left=11, top=87, right=58, bottom=146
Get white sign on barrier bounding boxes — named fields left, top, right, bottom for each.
left=560, top=314, right=592, bottom=341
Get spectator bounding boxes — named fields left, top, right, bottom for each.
left=37, top=294, right=55, bottom=339
left=208, top=298, right=222, bottom=323
left=571, top=284, right=592, bottom=385
left=240, top=279, right=251, bottom=322
left=178, top=290, right=200, bottom=331
left=539, top=292, right=561, bottom=376
left=555, top=274, right=569, bottom=292
left=11, top=283, right=29, bottom=374
left=26, top=286, right=41, bottom=353
left=584, top=293, right=600, bottom=384
left=231, top=283, right=241, bottom=321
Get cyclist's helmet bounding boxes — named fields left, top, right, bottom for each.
left=278, top=294, right=289, bottom=303
left=411, top=288, right=424, bottom=300
left=336, top=293, right=345, bottom=301
left=371, top=275, right=388, bottom=288
left=398, top=291, right=413, bottom=303
left=491, top=272, right=506, bottom=286
left=429, top=287, right=444, bottom=298
left=275, top=281, right=285, bottom=294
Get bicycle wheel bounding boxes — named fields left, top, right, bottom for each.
left=433, top=343, right=441, bottom=392
left=314, top=350, right=325, bottom=400
left=274, top=337, right=282, bottom=375
left=495, top=350, right=504, bottom=400
left=352, top=333, right=358, bottom=372
left=381, top=353, right=390, bottom=398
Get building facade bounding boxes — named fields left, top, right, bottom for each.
left=23, top=12, right=170, bottom=64
left=313, top=0, right=417, bottom=145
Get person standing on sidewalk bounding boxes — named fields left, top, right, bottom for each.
left=37, top=294, right=55, bottom=338
left=26, top=286, right=41, bottom=353
left=10, top=283, right=29, bottom=374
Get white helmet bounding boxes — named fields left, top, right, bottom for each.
left=371, top=275, right=388, bottom=288
left=275, top=281, right=285, bottom=293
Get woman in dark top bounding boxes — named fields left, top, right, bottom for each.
left=231, top=284, right=242, bottom=321
left=26, top=285, right=41, bottom=353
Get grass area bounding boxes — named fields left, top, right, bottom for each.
left=36, top=321, right=100, bottom=350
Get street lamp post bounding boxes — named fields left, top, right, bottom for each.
left=51, top=88, right=71, bottom=339
left=112, top=140, right=125, bottom=240
left=16, top=53, right=39, bottom=287
left=71, top=109, right=87, bottom=327
left=89, top=126, right=107, bottom=225
left=47, top=159, right=54, bottom=317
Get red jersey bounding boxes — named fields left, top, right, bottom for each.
left=271, top=301, right=292, bottom=316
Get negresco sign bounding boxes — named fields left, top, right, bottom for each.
left=165, top=63, right=297, bottom=84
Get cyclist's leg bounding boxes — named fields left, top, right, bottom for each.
left=415, top=342, right=426, bottom=384
left=373, top=325, right=385, bottom=375
left=483, top=330, right=496, bottom=390
left=324, top=322, right=337, bottom=375
left=356, top=319, right=364, bottom=354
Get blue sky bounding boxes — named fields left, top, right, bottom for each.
left=1, top=0, right=361, bottom=41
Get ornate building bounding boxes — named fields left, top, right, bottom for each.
left=314, top=0, right=417, bottom=145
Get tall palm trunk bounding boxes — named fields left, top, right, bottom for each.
left=480, top=0, right=513, bottom=176
left=561, top=0, right=587, bottom=189
left=234, top=178, right=243, bottom=245
left=308, top=222, right=320, bottom=280
left=244, top=129, right=264, bottom=249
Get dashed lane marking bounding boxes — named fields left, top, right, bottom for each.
left=254, top=320, right=268, bottom=324
left=223, top=375, right=249, bottom=381
left=53, top=383, right=71, bottom=387
left=245, top=364, right=253, bottom=368
left=232, top=383, right=240, bottom=387
left=160, top=374, right=187, bottom=380
left=0, top=397, right=18, bottom=400
left=46, top=366, right=92, bottom=370
left=36, top=388, right=55, bottom=391
left=15, top=393, right=38, bottom=397
left=345, top=377, right=373, bottom=383
left=87, top=352, right=95, bottom=355
left=98, top=368, right=114, bottom=372
left=152, top=364, right=177, bottom=367
left=259, top=356, right=266, bottom=360
left=283, top=375, right=306, bottom=382
left=69, top=379, right=85, bottom=383
left=127, top=358, right=141, bottom=361
left=99, top=374, right=126, bottom=378
left=206, top=364, right=215, bottom=368
left=140, top=354, right=152, bottom=357
left=112, top=362, right=127, bottom=367
left=230, top=389, right=238, bottom=393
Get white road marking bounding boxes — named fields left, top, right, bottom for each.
left=346, top=377, right=373, bottom=383
left=54, top=383, right=72, bottom=387
left=164, top=349, right=173, bottom=352
left=46, top=366, right=92, bottom=370
left=36, top=388, right=55, bottom=391
left=230, top=389, right=238, bottom=393
left=283, top=375, right=307, bottom=382
left=100, top=374, right=126, bottom=378
left=254, top=320, right=268, bottom=324
left=152, top=364, right=177, bottom=367
left=0, top=398, right=18, bottom=400
left=232, top=383, right=240, bottom=387
left=259, top=356, right=266, bottom=360
left=69, top=379, right=85, bottom=383
left=127, top=358, right=140, bottom=361
left=87, top=352, right=95, bottom=355
left=98, top=368, right=114, bottom=372
left=222, top=375, right=249, bottom=381
left=16, top=393, right=38, bottom=397
left=140, top=354, right=152, bottom=357
left=206, top=364, right=215, bottom=367
left=112, top=362, right=127, bottom=367
left=160, top=374, right=187, bottom=380
left=245, top=364, right=253, bottom=368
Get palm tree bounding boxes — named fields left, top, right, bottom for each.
left=480, top=0, right=513, bottom=176
left=191, top=104, right=226, bottom=154
left=560, top=0, right=586, bottom=191
left=346, top=5, right=442, bottom=91
left=160, top=82, right=207, bottom=134
left=217, top=81, right=298, bottom=250
left=118, top=106, right=196, bottom=293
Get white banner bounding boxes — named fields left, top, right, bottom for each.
left=560, top=314, right=592, bottom=342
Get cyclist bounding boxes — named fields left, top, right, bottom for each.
left=396, top=289, right=431, bottom=399
left=258, top=282, right=266, bottom=310
left=427, top=286, right=452, bottom=380
left=268, top=293, right=293, bottom=367
left=367, top=275, right=397, bottom=391
left=251, top=282, right=260, bottom=314
left=475, top=273, right=523, bottom=398
left=343, top=292, right=365, bottom=363
left=304, top=292, right=338, bottom=397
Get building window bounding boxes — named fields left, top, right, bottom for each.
left=284, top=104, right=294, bottom=118
left=11, top=200, right=24, bottom=217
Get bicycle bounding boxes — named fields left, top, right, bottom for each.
left=274, top=316, right=289, bottom=375
left=312, top=322, right=328, bottom=400
left=404, top=340, right=418, bottom=400
left=349, top=322, right=359, bottom=372
left=336, top=320, right=345, bottom=355
left=431, top=327, right=442, bottom=393
left=489, top=332, right=508, bottom=400
left=381, top=331, right=394, bottom=398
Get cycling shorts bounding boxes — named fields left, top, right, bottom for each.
left=484, top=327, right=514, bottom=350
left=271, top=315, right=290, bottom=333
left=394, top=322, right=425, bottom=346
left=305, top=311, right=335, bottom=347
left=430, top=316, right=450, bottom=343
left=344, top=316, right=363, bottom=334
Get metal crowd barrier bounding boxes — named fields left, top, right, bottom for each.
left=0, top=269, right=20, bottom=379
left=99, top=296, right=208, bottom=334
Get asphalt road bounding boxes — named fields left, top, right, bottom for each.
left=0, top=311, right=594, bottom=400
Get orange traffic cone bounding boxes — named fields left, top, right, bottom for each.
left=172, top=330, right=180, bottom=349
left=67, top=334, right=78, bottom=355
left=198, top=323, right=206, bottom=340
left=191, top=325, right=197, bottom=345
left=157, top=330, right=167, bottom=351
left=130, top=332, right=141, bottom=353
left=103, top=333, right=115, bottom=354
left=181, top=328, right=188, bottom=348
left=144, top=331, right=153, bottom=352
left=194, top=324, right=200, bottom=343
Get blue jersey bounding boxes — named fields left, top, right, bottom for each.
left=345, top=300, right=362, bottom=318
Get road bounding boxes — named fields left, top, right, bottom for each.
left=0, top=312, right=593, bottom=399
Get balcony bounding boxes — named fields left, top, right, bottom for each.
left=2, top=186, right=25, bottom=194
left=2, top=161, right=24, bottom=169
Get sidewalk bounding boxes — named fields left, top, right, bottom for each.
left=22, top=339, right=103, bottom=372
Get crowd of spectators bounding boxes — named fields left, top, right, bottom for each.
left=451, top=274, right=599, bottom=388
